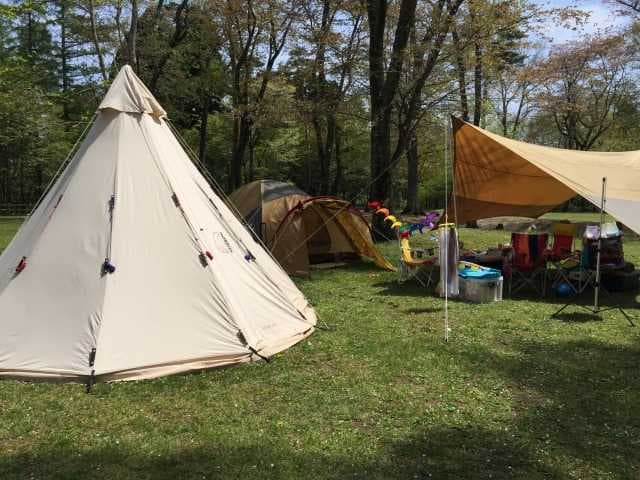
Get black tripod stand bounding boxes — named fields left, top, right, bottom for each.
left=551, top=177, right=635, bottom=327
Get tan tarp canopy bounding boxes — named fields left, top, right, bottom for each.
left=230, top=180, right=394, bottom=276
left=0, top=66, right=316, bottom=383
left=453, top=118, right=640, bottom=234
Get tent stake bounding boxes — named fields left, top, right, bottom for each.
left=85, top=347, right=97, bottom=393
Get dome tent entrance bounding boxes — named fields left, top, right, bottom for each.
left=0, top=66, right=316, bottom=383
left=229, top=180, right=394, bottom=277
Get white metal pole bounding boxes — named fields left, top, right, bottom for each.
left=594, top=177, right=606, bottom=311
left=444, top=117, right=449, bottom=342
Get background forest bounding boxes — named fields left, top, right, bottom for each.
left=1, top=0, right=639, bottom=215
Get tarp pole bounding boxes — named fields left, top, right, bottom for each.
left=444, top=117, right=449, bottom=342
left=594, top=177, right=606, bottom=311
left=551, top=175, right=634, bottom=326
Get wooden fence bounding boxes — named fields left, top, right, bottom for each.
left=0, top=204, right=31, bottom=216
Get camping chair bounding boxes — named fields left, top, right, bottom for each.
left=561, top=223, right=624, bottom=295
left=545, top=224, right=578, bottom=290
left=398, top=238, right=437, bottom=287
left=508, top=232, right=548, bottom=296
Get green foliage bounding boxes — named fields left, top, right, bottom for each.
left=0, top=0, right=638, bottom=211
left=0, top=58, right=72, bottom=204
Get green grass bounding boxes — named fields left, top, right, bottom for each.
left=0, top=217, right=23, bottom=249
left=1, top=214, right=640, bottom=479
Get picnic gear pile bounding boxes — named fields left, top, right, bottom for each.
left=383, top=116, right=640, bottom=312
left=0, top=66, right=317, bottom=385
left=370, top=197, right=506, bottom=305
left=229, top=180, right=394, bottom=277
left=459, top=222, right=633, bottom=298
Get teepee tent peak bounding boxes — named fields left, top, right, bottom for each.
left=98, top=65, right=167, bottom=118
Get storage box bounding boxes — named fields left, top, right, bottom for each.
left=459, top=276, right=503, bottom=303
left=602, top=270, right=640, bottom=292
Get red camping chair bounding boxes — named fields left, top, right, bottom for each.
left=508, top=232, right=548, bottom=296
left=546, top=230, right=577, bottom=290
left=547, top=234, right=574, bottom=262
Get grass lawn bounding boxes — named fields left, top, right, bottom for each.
left=0, top=217, right=23, bottom=249
left=1, top=213, right=640, bottom=479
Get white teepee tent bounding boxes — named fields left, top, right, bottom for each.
left=0, top=66, right=316, bottom=383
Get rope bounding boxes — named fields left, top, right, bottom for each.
left=105, top=152, right=118, bottom=263
left=137, top=117, right=215, bottom=271
left=165, top=119, right=300, bottom=279
left=165, top=119, right=320, bottom=328
left=26, top=113, right=97, bottom=219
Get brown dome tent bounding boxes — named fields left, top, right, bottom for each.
left=229, top=180, right=394, bottom=277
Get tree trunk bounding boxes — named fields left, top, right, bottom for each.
left=324, top=114, right=336, bottom=194
left=370, top=111, right=393, bottom=202
left=311, top=0, right=332, bottom=195
left=369, top=110, right=394, bottom=240
left=127, top=0, right=138, bottom=70
left=247, top=129, right=255, bottom=183
left=481, top=77, right=488, bottom=128
left=501, top=109, right=508, bottom=136
left=451, top=28, right=469, bottom=122
left=26, top=11, right=33, bottom=55
left=18, top=160, right=25, bottom=204
left=312, top=116, right=328, bottom=193
left=500, top=78, right=508, bottom=135
left=473, top=42, right=482, bottom=126
left=60, top=0, right=70, bottom=121
left=88, top=0, right=108, bottom=81
left=304, top=124, right=312, bottom=193
left=198, top=94, right=210, bottom=162
left=332, top=123, right=342, bottom=196
left=115, top=0, right=124, bottom=49
left=367, top=0, right=417, bottom=240
left=229, top=114, right=251, bottom=190
left=404, top=134, right=419, bottom=213
left=148, top=0, right=190, bottom=93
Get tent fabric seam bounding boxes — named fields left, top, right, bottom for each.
left=136, top=115, right=262, bottom=354
left=91, top=112, right=124, bottom=377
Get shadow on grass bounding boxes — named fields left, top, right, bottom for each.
left=372, top=280, right=432, bottom=298
left=552, top=311, right=604, bottom=323
left=4, top=338, right=639, bottom=479
left=372, top=276, right=640, bottom=312
left=404, top=306, right=443, bottom=314
left=447, top=337, right=640, bottom=479
left=0, top=427, right=566, bottom=480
